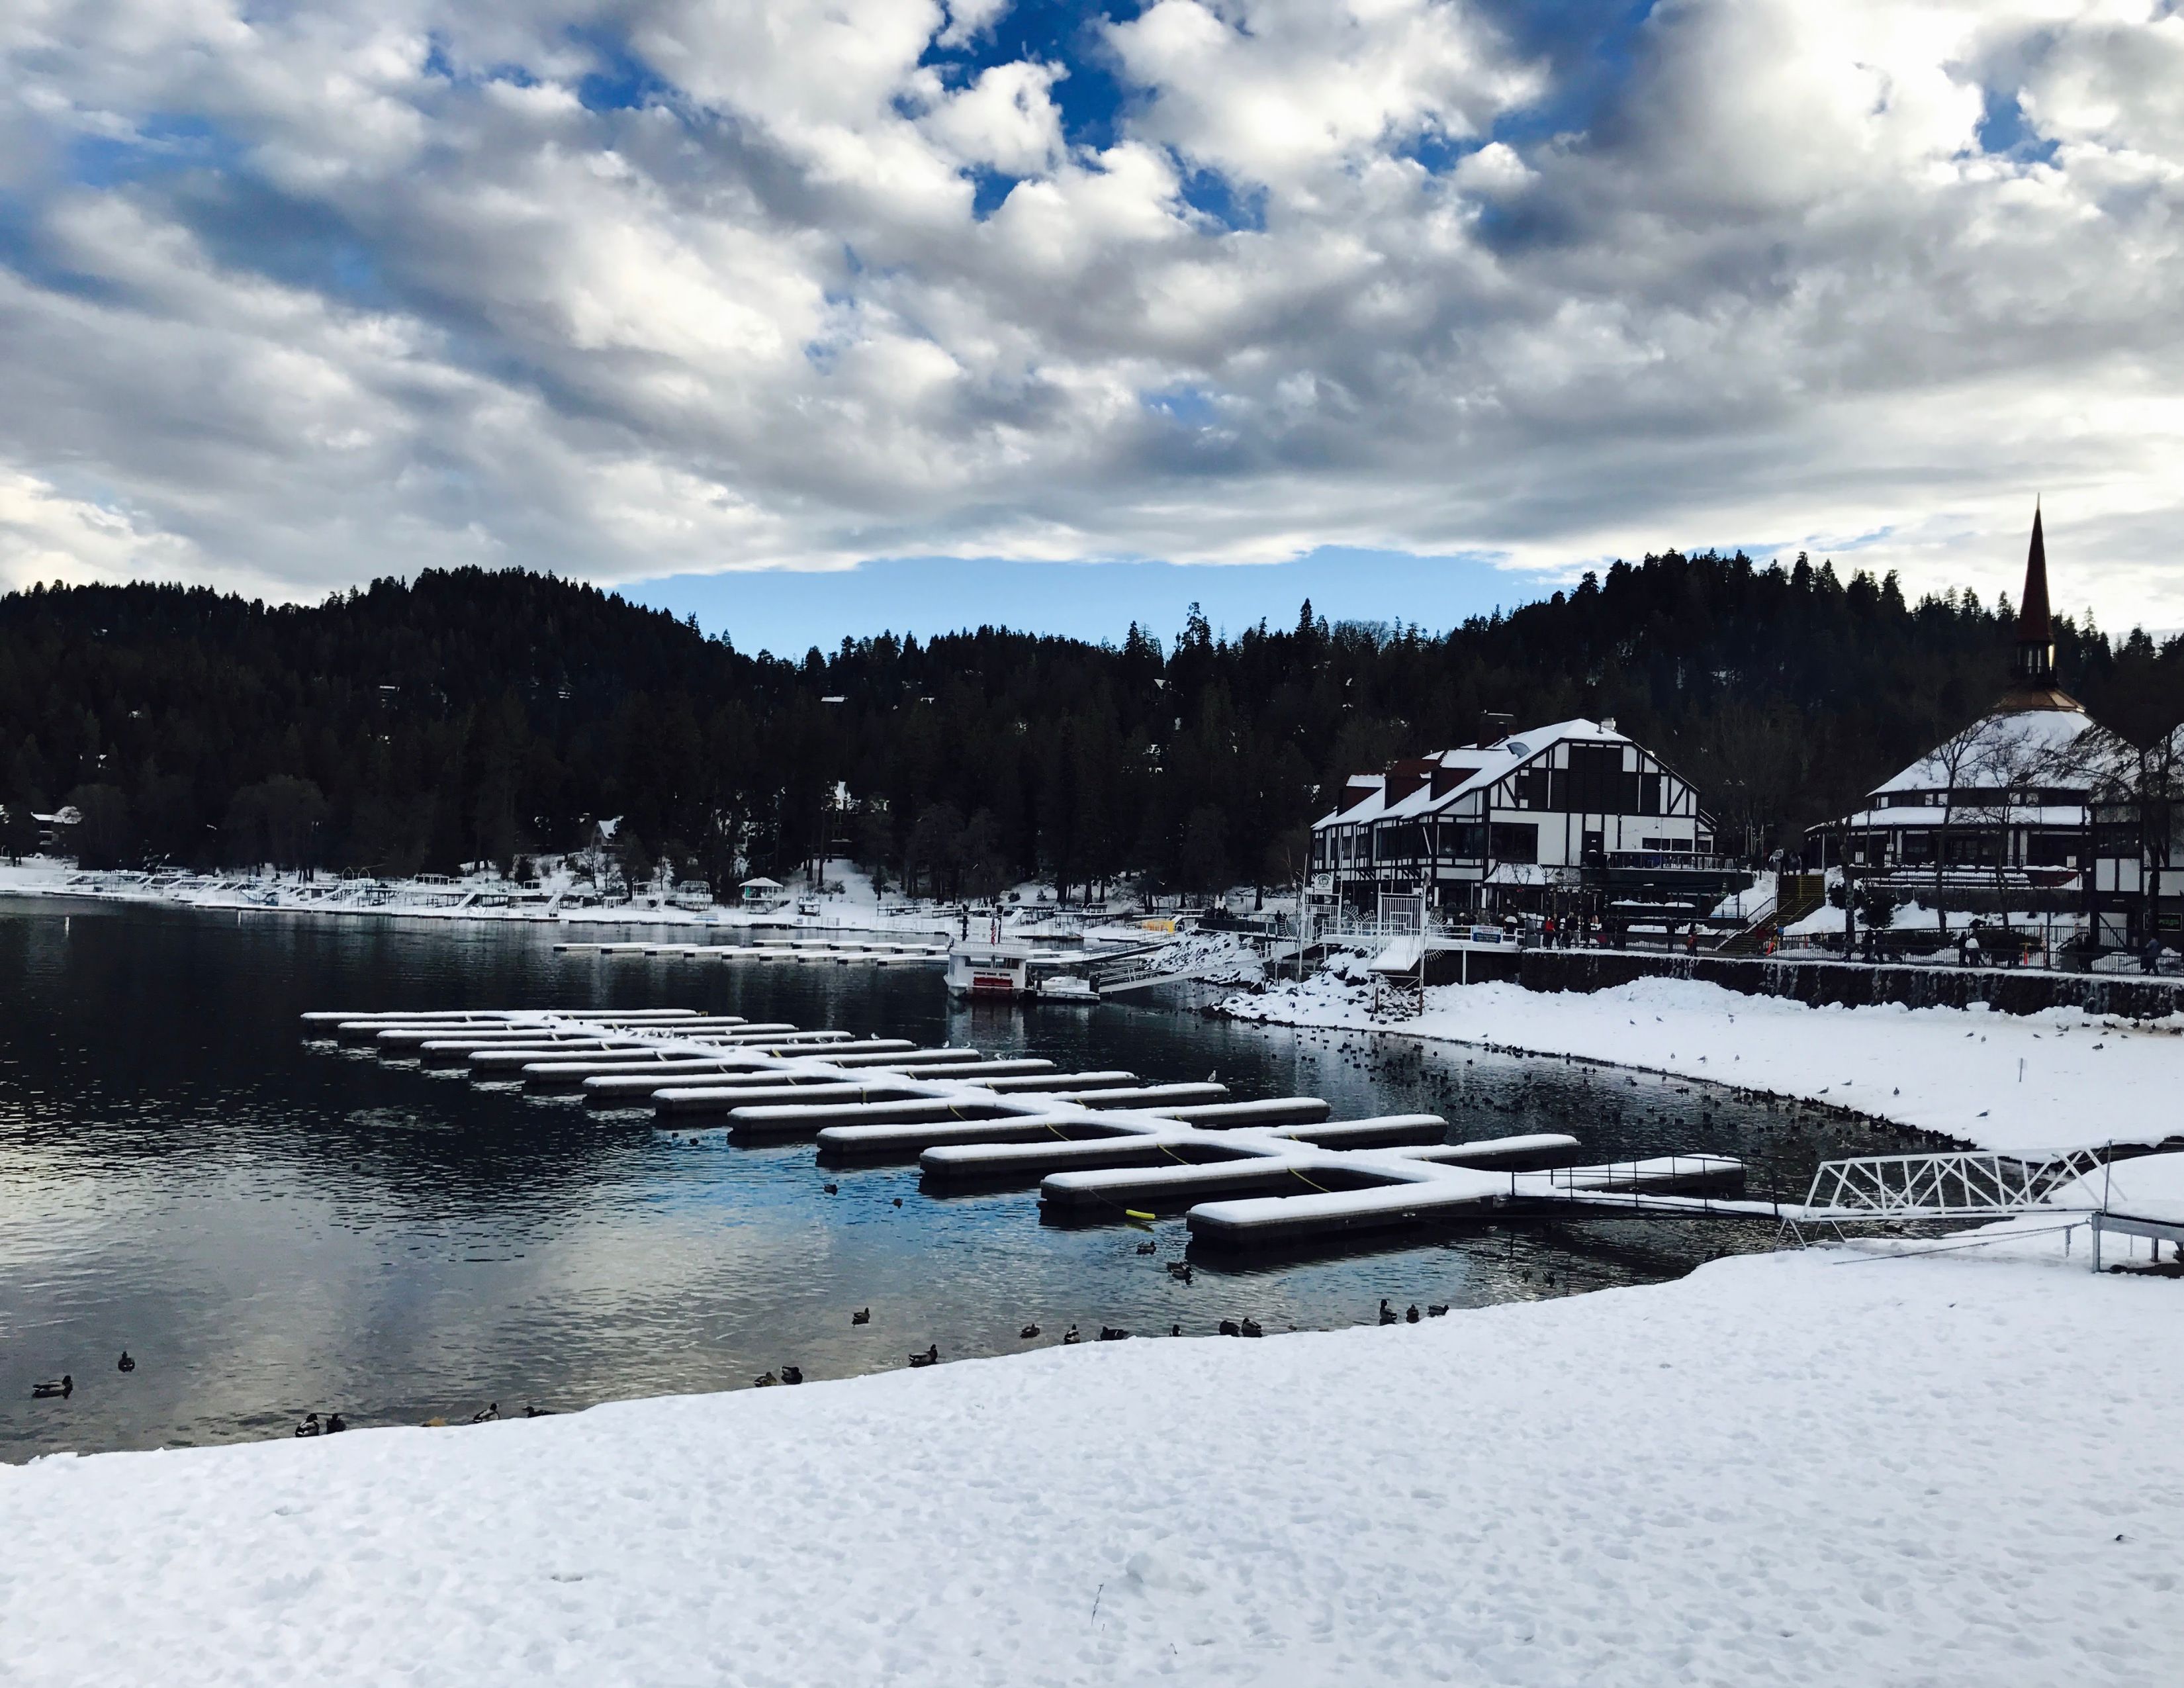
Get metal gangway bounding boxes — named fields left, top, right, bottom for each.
left=1777, top=1146, right=2113, bottom=1242
left=1525, top=1145, right=2118, bottom=1234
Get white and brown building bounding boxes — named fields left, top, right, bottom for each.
left=1311, top=718, right=1723, bottom=917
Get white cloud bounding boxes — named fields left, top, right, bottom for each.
left=921, top=60, right=1066, bottom=177
left=0, top=0, right=2181, bottom=630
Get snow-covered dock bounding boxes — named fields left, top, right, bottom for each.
left=300, top=1006, right=1773, bottom=1256
left=304, top=1004, right=2153, bottom=1258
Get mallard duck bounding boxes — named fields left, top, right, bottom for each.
left=908, top=1344, right=940, bottom=1368
left=523, top=1404, right=552, bottom=1417
left=1405, top=1304, right=1420, bottom=1324
left=326, top=1413, right=347, bottom=1433
left=116, top=1351, right=136, bottom=1374
left=892, top=1197, right=903, bottom=1207
left=1135, top=1241, right=1156, bottom=1255
left=823, top=1184, right=839, bottom=1195
left=780, top=1366, right=804, bottom=1385
left=1061, top=1325, right=1081, bottom=1345
left=1379, top=1299, right=1398, bottom=1326
left=1097, top=1326, right=1129, bottom=1341
left=1427, top=1304, right=1449, bottom=1317
left=293, top=1411, right=322, bottom=1436
left=1019, top=1323, right=1040, bottom=1339
left=472, top=1403, right=500, bottom=1423
left=1218, top=1319, right=1241, bottom=1337
left=754, top=1371, right=780, bottom=1387
left=1238, top=1317, right=1263, bottom=1338
left=1165, top=1260, right=1192, bottom=1280
left=32, top=1376, right=72, bottom=1399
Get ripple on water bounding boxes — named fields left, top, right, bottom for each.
left=0, top=899, right=1924, bottom=1457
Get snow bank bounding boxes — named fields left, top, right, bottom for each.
left=1226, top=972, right=2184, bottom=1153
left=2056, top=1150, right=2184, bottom=1224
left=2, top=1242, right=2174, bottom=1687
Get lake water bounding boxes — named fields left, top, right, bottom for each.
left=0, top=899, right=1910, bottom=1458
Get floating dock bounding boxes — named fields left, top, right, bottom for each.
left=302, top=1006, right=1772, bottom=1259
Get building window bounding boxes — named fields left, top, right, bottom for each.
left=1639, top=773, right=1662, bottom=816
left=1441, top=822, right=1486, bottom=859
left=2095, top=823, right=2138, bottom=858
left=1490, top=822, right=1538, bottom=864
left=1563, top=743, right=1637, bottom=814
left=1376, top=823, right=1424, bottom=861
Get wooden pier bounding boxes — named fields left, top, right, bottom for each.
left=302, top=1006, right=1763, bottom=1259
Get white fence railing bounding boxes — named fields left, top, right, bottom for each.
left=1799, top=1147, right=2108, bottom=1221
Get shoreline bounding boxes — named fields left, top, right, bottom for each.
left=3, top=1231, right=2174, bottom=1686
left=1222, top=970, right=2184, bottom=1156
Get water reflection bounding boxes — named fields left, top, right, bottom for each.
left=0, top=900, right=1916, bottom=1458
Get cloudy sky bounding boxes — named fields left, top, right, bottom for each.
left=3, top=0, right=2181, bottom=649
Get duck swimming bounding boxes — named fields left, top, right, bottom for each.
left=908, top=1345, right=940, bottom=1368
left=293, top=1411, right=322, bottom=1436
left=1379, top=1299, right=1398, bottom=1326
left=754, top=1371, right=780, bottom=1387
left=32, top=1376, right=72, bottom=1400
left=116, top=1352, right=136, bottom=1374
left=1097, top=1327, right=1130, bottom=1342
left=1019, top=1323, right=1040, bottom=1340
left=1238, top=1317, right=1263, bottom=1338
left=852, top=1307, right=871, bottom=1326
left=1405, top=1304, right=1421, bottom=1324
left=1427, top=1304, right=1450, bottom=1318
left=472, top=1403, right=500, bottom=1423
left=326, top=1413, right=347, bottom=1433
left=780, top=1366, right=804, bottom=1385
left=1218, top=1319, right=1241, bottom=1337
left=1061, top=1325, right=1081, bottom=1345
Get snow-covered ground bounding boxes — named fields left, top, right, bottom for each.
left=0, top=857, right=956, bottom=934
left=1226, top=972, right=2184, bottom=1153
left=3, top=1225, right=2175, bottom=1687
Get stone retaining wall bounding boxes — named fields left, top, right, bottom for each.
left=1416, top=945, right=2184, bottom=1018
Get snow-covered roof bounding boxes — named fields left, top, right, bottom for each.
left=1316, top=719, right=1633, bottom=830
left=1867, top=706, right=2124, bottom=798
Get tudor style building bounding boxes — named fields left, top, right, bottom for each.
left=1818, top=509, right=2130, bottom=917
left=1310, top=717, right=1724, bottom=918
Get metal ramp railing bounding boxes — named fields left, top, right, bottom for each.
left=1782, top=1147, right=2111, bottom=1240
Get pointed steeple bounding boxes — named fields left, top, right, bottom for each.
left=1998, top=501, right=2079, bottom=712
left=2015, top=501, right=2052, bottom=674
